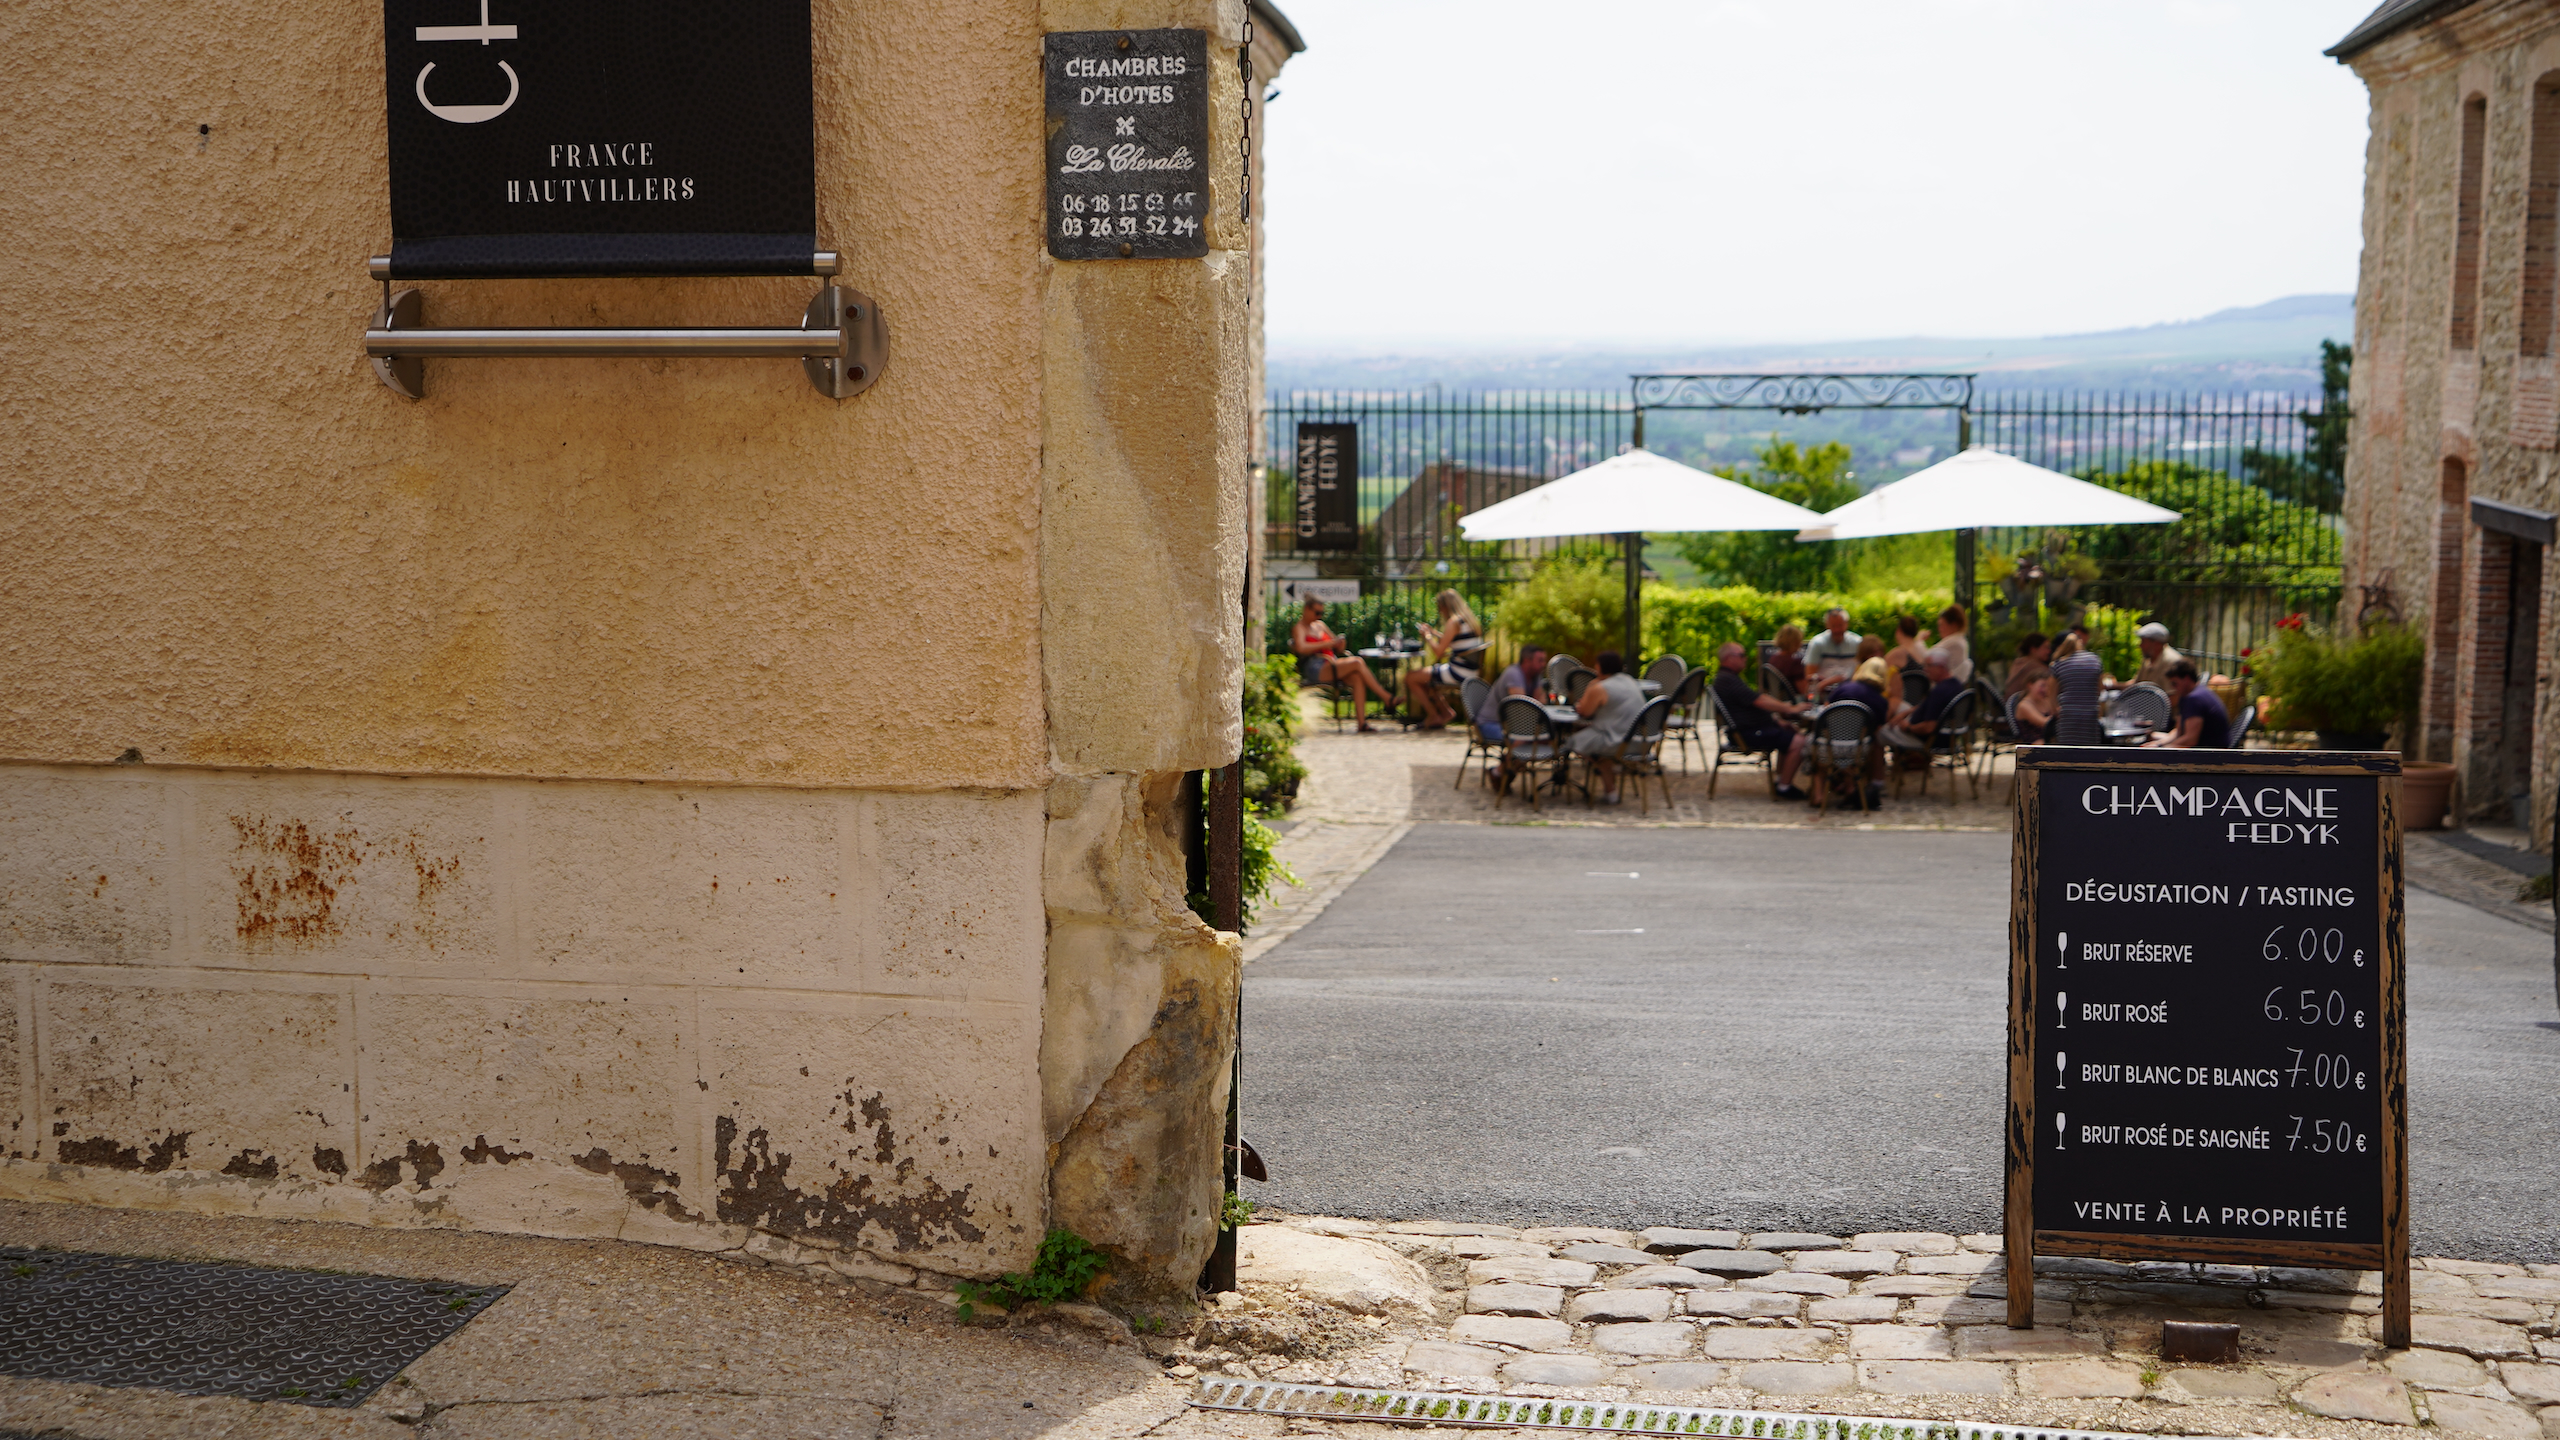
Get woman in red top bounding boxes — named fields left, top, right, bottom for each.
left=1291, top=595, right=1395, bottom=732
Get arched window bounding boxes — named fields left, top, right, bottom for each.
left=2452, top=95, right=2487, bottom=350
left=2521, top=75, right=2560, bottom=356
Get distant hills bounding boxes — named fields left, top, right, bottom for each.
left=1269, top=294, right=2354, bottom=397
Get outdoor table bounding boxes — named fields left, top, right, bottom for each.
left=1639, top=679, right=1662, bottom=696
left=1541, top=704, right=1579, bottom=729
left=2099, top=719, right=2152, bottom=746
left=1359, top=645, right=1423, bottom=695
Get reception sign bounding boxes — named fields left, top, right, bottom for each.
left=2006, top=747, right=2410, bottom=1346
left=383, top=0, right=816, bottom=277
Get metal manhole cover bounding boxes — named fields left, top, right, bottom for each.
left=0, top=1246, right=507, bottom=1408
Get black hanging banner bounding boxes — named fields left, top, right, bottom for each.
left=382, top=0, right=816, bottom=278
left=1293, top=423, right=1360, bottom=552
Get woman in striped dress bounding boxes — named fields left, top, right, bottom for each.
left=2050, top=633, right=2104, bottom=746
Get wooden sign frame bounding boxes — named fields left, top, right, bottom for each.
left=2005, top=747, right=2410, bottom=1348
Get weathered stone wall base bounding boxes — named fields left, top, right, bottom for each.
left=0, top=762, right=1048, bottom=1277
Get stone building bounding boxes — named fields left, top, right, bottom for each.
left=0, top=0, right=1299, bottom=1301
left=2333, top=0, right=2557, bottom=841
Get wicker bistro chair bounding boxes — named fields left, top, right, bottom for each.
left=1454, top=676, right=1495, bottom=789
left=1493, top=696, right=1564, bottom=811
left=1641, top=654, right=1687, bottom=692
left=1580, top=695, right=1678, bottom=815
left=1970, top=677, right=2016, bottom=782
left=1760, top=664, right=1802, bottom=705
left=1542, top=656, right=1585, bottom=700
left=1803, top=700, right=1878, bottom=816
left=1705, top=685, right=1781, bottom=799
left=1662, top=667, right=1711, bottom=775
left=1563, top=667, right=1595, bottom=705
left=2228, top=703, right=2257, bottom=749
left=1890, top=686, right=1981, bottom=803
left=1900, top=666, right=1931, bottom=708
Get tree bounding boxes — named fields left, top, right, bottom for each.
left=1673, top=438, right=1862, bottom=591
left=2240, top=340, right=2351, bottom=514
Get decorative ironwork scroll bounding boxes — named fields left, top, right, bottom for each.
left=1631, top=373, right=1975, bottom=415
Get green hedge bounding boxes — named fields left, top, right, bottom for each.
left=1640, top=584, right=2146, bottom=681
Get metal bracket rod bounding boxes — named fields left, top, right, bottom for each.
left=363, top=277, right=887, bottom=400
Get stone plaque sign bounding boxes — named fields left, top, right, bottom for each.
left=2007, top=747, right=2410, bottom=1345
left=383, top=0, right=816, bottom=278
left=1044, top=29, right=1209, bottom=261
left=1293, top=423, right=1360, bottom=552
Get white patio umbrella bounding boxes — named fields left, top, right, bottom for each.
left=1795, top=446, right=2179, bottom=541
left=1459, top=448, right=1827, bottom=662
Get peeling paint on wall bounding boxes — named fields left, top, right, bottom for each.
left=713, top=1111, right=984, bottom=1253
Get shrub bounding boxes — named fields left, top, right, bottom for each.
left=1240, top=655, right=1306, bottom=806
left=2244, top=619, right=2424, bottom=735
left=1186, top=801, right=1300, bottom=931
left=1641, top=585, right=1949, bottom=668
left=1503, top=556, right=1626, bottom=665
left=954, top=1228, right=1113, bottom=1320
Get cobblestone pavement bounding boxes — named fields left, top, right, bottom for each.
left=1210, top=1215, right=2560, bottom=1440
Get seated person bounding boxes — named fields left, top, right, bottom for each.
left=2012, top=672, right=2057, bottom=745
left=2005, top=632, right=2053, bottom=700
left=1767, top=624, right=1807, bottom=693
left=1709, top=642, right=1813, bottom=800
left=1881, top=646, right=1966, bottom=754
left=1476, top=646, right=1548, bottom=746
left=1569, top=651, right=1649, bottom=804
left=1802, top=608, right=1864, bottom=690
left=2144, top=659, right=2232, bottom=749
left=1933, top=605, right=1975, bottom=684
left=1883, top=614, right=1929, bottom=686
left=2050, top=633, right=2104, bottom=746
left=1399, top=588, right=1486, bottom=730
left=1290, top=595, right=1393, bottom=731
left=1820, top=656, right=1894, bottom=809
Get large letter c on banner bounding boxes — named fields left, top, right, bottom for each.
left=416, top=61, right=518, bottom=124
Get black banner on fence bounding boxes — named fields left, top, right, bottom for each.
left=1293, top=423, right=1360, bottom=552
left=2006, top=747, right=2410, bottom=1344
left=1044, top=29, right=1210, bottom=261
left=382, top=0, right=816, bottom=278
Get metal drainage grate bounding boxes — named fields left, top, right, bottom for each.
left=1191, top=1379, right=2206, bottom=1439
left=0, top=1246, right=507, bottom=1408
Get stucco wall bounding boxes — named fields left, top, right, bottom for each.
left=0, top=764, right=1047, bottom=1273
left=1, top=0, right=1264, bottom=1295
left=0, top=0, right=1047, bottom=790
left=2345, top=0, right=2560, bottom=842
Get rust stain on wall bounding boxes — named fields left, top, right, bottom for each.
left=713, top=1111, right=983, bottom=1253
left=231, top=816, right=362, bottom=945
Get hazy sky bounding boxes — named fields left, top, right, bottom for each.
left=1258, top=0, right=2380, bottom=346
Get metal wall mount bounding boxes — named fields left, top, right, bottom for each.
left=362, top=254, right=887, bottom=401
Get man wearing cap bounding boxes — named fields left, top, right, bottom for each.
left=2131, top=622, right=2185, bottom=688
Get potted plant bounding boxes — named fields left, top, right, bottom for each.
left=2246, top=615, right=2430, bottom=758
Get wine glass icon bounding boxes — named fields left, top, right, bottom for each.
left=2056, top=1051, right=2067, bottom=1089
left=2056, top=990, right=2068, bottom=1028
left=2055, top=1112, right=2067, bottom=1149
left=2057, top=931, right=2069, bottom=969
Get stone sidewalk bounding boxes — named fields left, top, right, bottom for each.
left=1213, top=1214, right=2560, bottom=1440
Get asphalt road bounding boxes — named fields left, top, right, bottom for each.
left=1240, top=823, right=2560, bottom=1263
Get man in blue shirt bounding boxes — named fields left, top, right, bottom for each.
left=1476, top=647, right=1547, bottom=744
left=2145, top=659, right=2232, bottom=749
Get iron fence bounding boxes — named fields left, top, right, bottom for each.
left=1260, top=390, right=1631, bottom=639
left=1260, top=387, right=2343, bottom=670
left=1970, top=391, right=2343, bottom=671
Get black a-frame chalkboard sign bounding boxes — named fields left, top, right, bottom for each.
left=2007, top=747, right=2411, bottom=1348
